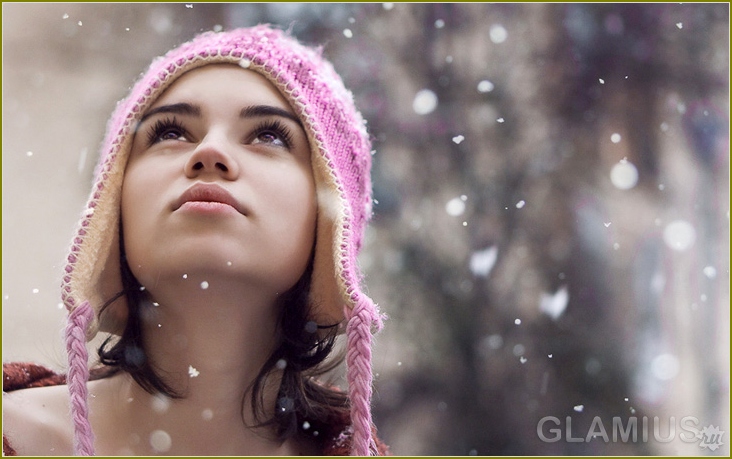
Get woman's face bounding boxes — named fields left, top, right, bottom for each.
left=121, top=65, right=316, bottom=298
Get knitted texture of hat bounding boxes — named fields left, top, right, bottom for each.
left=62, top=25, right=384, bottom=456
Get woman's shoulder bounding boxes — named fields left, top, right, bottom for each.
left=3, top=362, right=74, bottom=455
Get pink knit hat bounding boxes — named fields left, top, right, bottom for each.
left=62, top=25, right=383, bottom=456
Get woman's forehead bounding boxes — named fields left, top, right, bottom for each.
left=147, top=64, right=295, bottom=117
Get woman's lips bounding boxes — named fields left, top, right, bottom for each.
left=174, top=183, right=247, bottom=216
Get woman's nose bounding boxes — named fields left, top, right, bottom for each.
left=184, top=135, right=240, bottom=180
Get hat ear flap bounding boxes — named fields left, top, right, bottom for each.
left=66, top=135, right=132, bottom=340
left=96, top=227, right=128, bottom=336
left=308, top=159, right=348, bottom=328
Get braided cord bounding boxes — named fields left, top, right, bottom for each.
left=346, top=299, right=379, bottom=456
left=65, top=301, right=96, bottom=456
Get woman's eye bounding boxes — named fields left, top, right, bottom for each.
left=146, top=118, right=189, bottom=145
left=253, top=131, right=286, bottom=147
left=251, top=120, right=294, bottom=149
left=157, top=129, right=187, bottom=142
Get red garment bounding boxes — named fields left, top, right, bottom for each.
left=2, top=362, right=390, bottom=456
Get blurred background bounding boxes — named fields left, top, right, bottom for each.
left=2, top=3, right=729, bottom=455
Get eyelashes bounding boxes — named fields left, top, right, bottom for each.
left=143, top=117, right=295, bottom=150
left=146, top=117, right=188, bottom=146
left=252, top=119, right=294, bottom=149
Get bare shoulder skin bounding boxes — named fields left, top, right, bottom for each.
left=4, top=373, right=320, bottom=456
left=3, top=384, right=75, bottom=455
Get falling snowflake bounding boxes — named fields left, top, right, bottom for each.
left=489, top=24, right=507, bottom=44
left=469, top=246, right=498, bottom=278
left=477, top=80, right=494, bottom=93
left=445, top=197, right=466, bottom=217
left=663, top=220, right=696, bottom=251
left=188, top=365, right=200, bottom=378
left=610, top=159, right=639, bottom=190
left=413, top=89, right=438, bottom=115
left=149, top=430, right=172, bottom=453
left=540, top=285, right=569, bottom=320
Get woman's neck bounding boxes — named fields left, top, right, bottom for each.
left=142, top=270, right=282, bottom=396
left=88, top=272, right=297, bottom=455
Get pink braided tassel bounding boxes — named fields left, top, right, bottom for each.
left=346, top=299, right=378, bottom=456
left=65, top=301, right=96, bottom=456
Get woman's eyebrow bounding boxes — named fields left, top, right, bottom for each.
left=139, top=102, right=201, bottom=124
left=240, top=105, right=303, bottom=127
left=138, top=103, right=302, bottom=128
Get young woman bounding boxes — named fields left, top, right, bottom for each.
left=3, top=25, right=387, bottom=456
